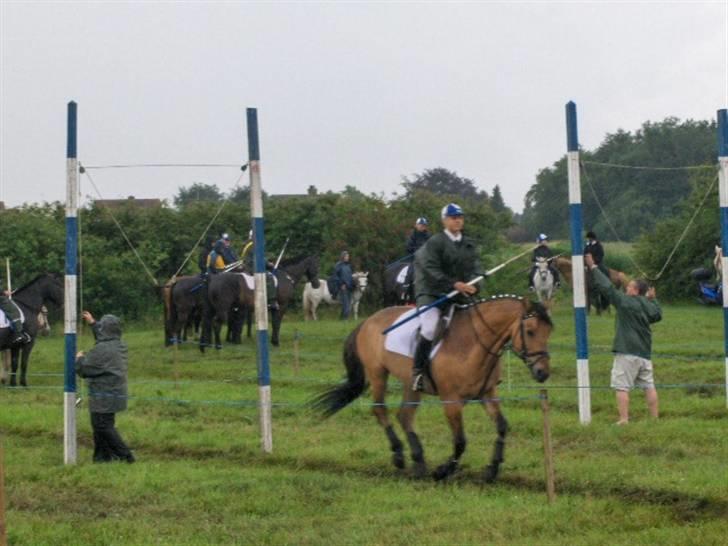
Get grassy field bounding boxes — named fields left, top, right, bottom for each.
left=1, top=297, right=727, bottom=545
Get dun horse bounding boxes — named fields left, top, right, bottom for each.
left=0, top=274, right=64, bottom=387
left=314, top=296, right=552, bottom=482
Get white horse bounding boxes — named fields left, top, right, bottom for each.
left=303, top=271, right=369, bottom=321
left=531, top=257, right=555, bottom=305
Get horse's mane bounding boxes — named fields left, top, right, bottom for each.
left=457, top=294, right=554, bottom=327
left=13, top=273, right=58, bottom=294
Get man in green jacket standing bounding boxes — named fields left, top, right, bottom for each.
left=76, top=311, right=135, bottom=463
left=411, top=203, right=481, bottom=392
left=586, top=253, right=662, bottom=425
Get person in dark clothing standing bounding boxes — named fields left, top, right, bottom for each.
left=584, top=231, right=607, bottom=275
left=528, top=233, right=560, bottom=290
left=333, top=251, right=354, bottom=319
left=403, top=217, right=430, bottom=302
left=411, top=203, right=482, bottom=391
left=586, top=253, right=661, bottom=425
left=406, top=217, right=430, bottom=255
left=76, top=311, right=134, bottom=463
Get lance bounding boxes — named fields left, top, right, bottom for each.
left=382, top=245, right=537, bottom=335
left=273, top=237, right=290, bottom=270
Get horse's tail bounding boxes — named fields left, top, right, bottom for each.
left=162, top=281, right=175, bottom=346
left=311, top=323, right=368, bottom=417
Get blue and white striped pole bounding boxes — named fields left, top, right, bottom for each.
left=247, top=108, right=273, bottom=453
left=64, top=101, right=79, bottom=463
left=717, top=109, right=728, bottom=408
left=566, top=101, right=591, bottom=424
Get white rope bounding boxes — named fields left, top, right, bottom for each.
left=582, top=160, right=715, bottom=172
left=82, top=163, right=245, bottom=170
left=581, top=161, right=719, bottom=281
left=169, top=171, right=247, bottom=281
left=80, top=165, right=160, bottom=287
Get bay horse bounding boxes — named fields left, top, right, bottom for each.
left=0, top=274, right=63, bottom=387
left=554, top=256, right=627, bottom=314
left=163, top=275, right=205, bottom=346
left=314, top=296, right=552, bottom=482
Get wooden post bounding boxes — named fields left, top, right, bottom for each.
left=0, top=440, right=6, bottom=546
left=293, top=329, right=300, bottom=376
left=540, top=389, right=556, bottom=503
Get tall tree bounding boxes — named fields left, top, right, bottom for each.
left=401, top=168, right=489, bottom=202
left=490, top=185, right=507, bottom=212
left=173, top=182, right=224, bottom=207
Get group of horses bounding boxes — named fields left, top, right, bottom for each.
left=164, top=255, right=320, bottom=349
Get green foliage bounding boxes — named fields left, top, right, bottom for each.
left=1, top=181, right=509, bottom=316
left=522, top=118, right=716, bottom=241
left=401, top=167, right=489, bottom=202
left=634, top=170, right=719, bottom=299
left=173, top=182, right=224, bottom=207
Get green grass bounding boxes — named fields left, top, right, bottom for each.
left=2, top=298, right=727, bottom=545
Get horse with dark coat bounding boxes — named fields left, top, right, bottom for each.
left=200, top=255, right=320, bottom=350
left=1, top=274, right=64, bottom=387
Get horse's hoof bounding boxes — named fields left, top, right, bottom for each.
left=271, top=340, right=280, bottom=347
left=392, top=452, right=405, bottom=470
left=432, top=460, right=457, bottom=481
left=483, top=464, right=499, bottom=484
left=20, top=380, right=27, bottom=388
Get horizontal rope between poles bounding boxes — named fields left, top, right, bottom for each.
left=581, top=160, right=717, bottom=172
left=81, top=163, right=245, bottom=169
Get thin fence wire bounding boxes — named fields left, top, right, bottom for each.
left=581, top=162, right=719, bottom=280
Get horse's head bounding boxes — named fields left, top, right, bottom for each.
left=353, top=271, right=369, bottom=292
left=44, top=274, right=65, bottom=308
left=511, top=300, right=552, bottom=383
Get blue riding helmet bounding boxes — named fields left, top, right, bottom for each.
left=440, top=203, right=464, bottom=218
left=221, top=232, right=231, bottom=241
left=538, top=233, right=548, bottom=242
left=416, top=217, right=428, bottom=226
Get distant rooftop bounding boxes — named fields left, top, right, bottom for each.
left=95, top=196, right=162, bottom=209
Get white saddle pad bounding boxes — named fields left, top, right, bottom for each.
left=396, top=265, right=410, bottom=284
left=237, top=272, right=277, bottom=291
left=384, top=308, right=443, bottom=359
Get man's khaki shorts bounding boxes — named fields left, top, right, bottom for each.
left=610, top=353, right=655, bottom=391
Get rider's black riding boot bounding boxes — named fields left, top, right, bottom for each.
left=11, top=319, right=29, bottom=345
left=411, top=337, right=433, bottom=392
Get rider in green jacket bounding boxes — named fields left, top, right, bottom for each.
left=411, top=203, right=482, bottom=391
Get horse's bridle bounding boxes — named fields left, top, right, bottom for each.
left=470, top=302, right=549, bottom=372
left=515, top=313, right=550, bottom=371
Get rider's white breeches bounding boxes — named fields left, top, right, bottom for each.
left=418, top=306, right=441, bottom=341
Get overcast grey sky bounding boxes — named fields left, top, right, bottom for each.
left=1, top=1, right=726, bottom=212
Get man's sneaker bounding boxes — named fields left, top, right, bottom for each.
left=528, top=286, right=535, bottom=292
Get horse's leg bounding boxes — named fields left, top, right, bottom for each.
left=270, top=308, right=281, bottom=347
left=9, top=347, right=19, bottom=387
left=369, top=371, right=405, bottom=471
left=20, top=343, right=33, bottom=387
left=397, top=389, right=427, bottom=478
left=482, top=390, right=508, bottom=483
left=433, top=401, right=467, bottom=481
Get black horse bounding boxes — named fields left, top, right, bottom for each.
left=1, top=274, right=64, bottom=387
left=164, top=276, right=206, bottom=346
left=200, top=255, right=320, bottom=351
left=383, top=261, right=415, bottom=306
